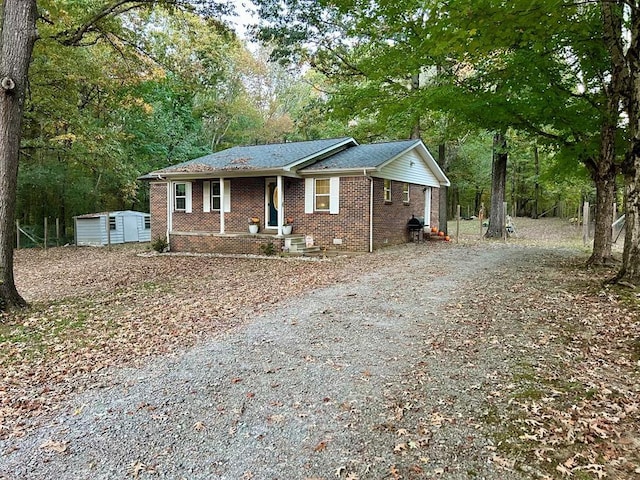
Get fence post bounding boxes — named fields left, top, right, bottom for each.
left=583, top=201, right=590, bottom=245
left=456, top=204, right=461, bottom=243
left=44, top=217, right=48, bottom=250
left=503, top=201, right=508, bottom=242
left=56, top=218, right=60, bottom=246
left=106, top=212, right=111, bottom=247
left=16, top=219, right=20, bottom=249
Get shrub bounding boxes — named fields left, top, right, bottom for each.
left=151, top=236, right=169, bottom=253
left=259, top=241, right=277, bottom=256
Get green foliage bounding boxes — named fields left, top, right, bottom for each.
left=17, top=2, right=320, bottom=235
left=151, top=236, right=169, bottom=253
left=259, top=240, right=277, bottom=256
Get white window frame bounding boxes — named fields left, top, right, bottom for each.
left=314, top=178, right=331, bottom=211
left=402, top=182, right=410, bottom=203
left=384, top=179, right=392, bottom=202
left=203, top=180, right=230, bottom=213
left=305, top=177, right=340, bottom=214
left=173, top=182, right=192, bottom=213
left=211, top=180, right=222, bottom=211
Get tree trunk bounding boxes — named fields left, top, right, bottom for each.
left=0, top=0, right=37, bottom=309
left=587, top=0, right=624, bottom=266
left=532, top=145, right=539, bottom=219
left=614, top=1, right=640, bottom=283
left=485, top=131, right=507, bottom=238
left=587, top=165, right=616, bottom=265
left=616, top=3, right=640, bottom=283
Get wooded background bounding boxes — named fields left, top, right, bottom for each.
left=15, top=0, right=600, bottom=245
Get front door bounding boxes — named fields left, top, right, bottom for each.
left=266, top=180, right=278, bottom=228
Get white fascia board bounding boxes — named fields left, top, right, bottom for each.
left=283, top=138, right=359, bottom=172
left=156, top=169, right=300, bottom=180
left=298, top=167, right=375, bottom=176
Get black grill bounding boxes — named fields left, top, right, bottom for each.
left=407, top=215, right=424, bottom=242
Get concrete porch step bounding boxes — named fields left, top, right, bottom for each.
left=284, top=235, right=321, bottom=256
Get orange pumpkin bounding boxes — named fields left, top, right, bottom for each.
left=431, top=227, right=437, bottom=233
left=445, top=235, right=450, bottom=241
left=438, top=231, right=444, bottom=237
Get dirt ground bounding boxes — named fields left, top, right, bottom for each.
left=0, top=217, right=638, bottom=479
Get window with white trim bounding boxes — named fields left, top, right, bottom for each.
left=144, top=217, right=151, bottom=229
left=203, top=180, right=229, bottom=213
left=174, top=183, right=187, bottom=211
left=383, top=179, right=392, bottom=202
left=211, top=180, right=221, bottom=210
left=315, top=179, right=330, bottom=211
left=305, top=177, right=339, bottom=214
left=402, top=183, right=410, bottom=203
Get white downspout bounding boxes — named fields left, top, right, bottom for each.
left=364, top=169, right=373, bottom=252
left=166, top=181, right=172, bottom=249
left=276, top=175, right=284, bottom=237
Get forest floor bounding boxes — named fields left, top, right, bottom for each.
left=0, top=217, right=638, bottom=479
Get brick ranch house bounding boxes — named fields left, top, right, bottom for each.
left=141, top=137, right=450, bottom=254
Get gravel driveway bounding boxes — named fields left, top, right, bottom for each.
left=0, top=243, right=565, bottom=479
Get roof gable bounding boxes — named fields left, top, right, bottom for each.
left=299, top=139, right=450, bottom=187
left=300, top=140, right=419, bottom=171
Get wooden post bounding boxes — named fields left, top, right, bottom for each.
left=583, top=201, right=590, bottom=245
left=106, top=212, right=111, bottom=247
left=456, top=204, right=461, bottom=243
left=44, top=217, right=48, bottom=250
left=56, top=218, right=60, bottom=246
left=478, top=202, right=485, bottom=238
left=16, top=219, right=20, bottom=249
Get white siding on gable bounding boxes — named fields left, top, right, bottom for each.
left=378, top=150, right=439, bottom=187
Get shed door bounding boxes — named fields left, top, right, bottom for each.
left=123, top=216, right=139, bottom=242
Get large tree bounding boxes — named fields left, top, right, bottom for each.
left=254, top=0, right=623, bottom=256
left=618, top=0, right=640, bottom=283
left=0, top=1, right=37, bottom=309
left=0, top=0, right=233, bottom=310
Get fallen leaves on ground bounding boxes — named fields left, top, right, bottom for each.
left=0, top=245, right=364, bottom=439
left=444, top=253, right=640, bottom=479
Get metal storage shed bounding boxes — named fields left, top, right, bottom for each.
left=74, top=210, right=151, bottom=246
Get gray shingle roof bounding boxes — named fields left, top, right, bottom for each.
left=153, top=137, right=355, bottom=174
left=300, top=140, right=420, bottom=171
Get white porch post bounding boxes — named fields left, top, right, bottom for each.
left=166, top=182, right=172, bottom=236
left=277, top=175, right=284, bottom=236
left=220, top=177, right=226, bottom=234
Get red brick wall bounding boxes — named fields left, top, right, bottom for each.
left=430, top=187, right=440, bottom=231
left=293, top=176, right=370, bottom=252
left=150, top=182, right=167, bottom=241
left=371, top=179, right=428, bottom=249
left=150, top=176, right=440, bottom=254
left=170, top=233, right=284, bottom=255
